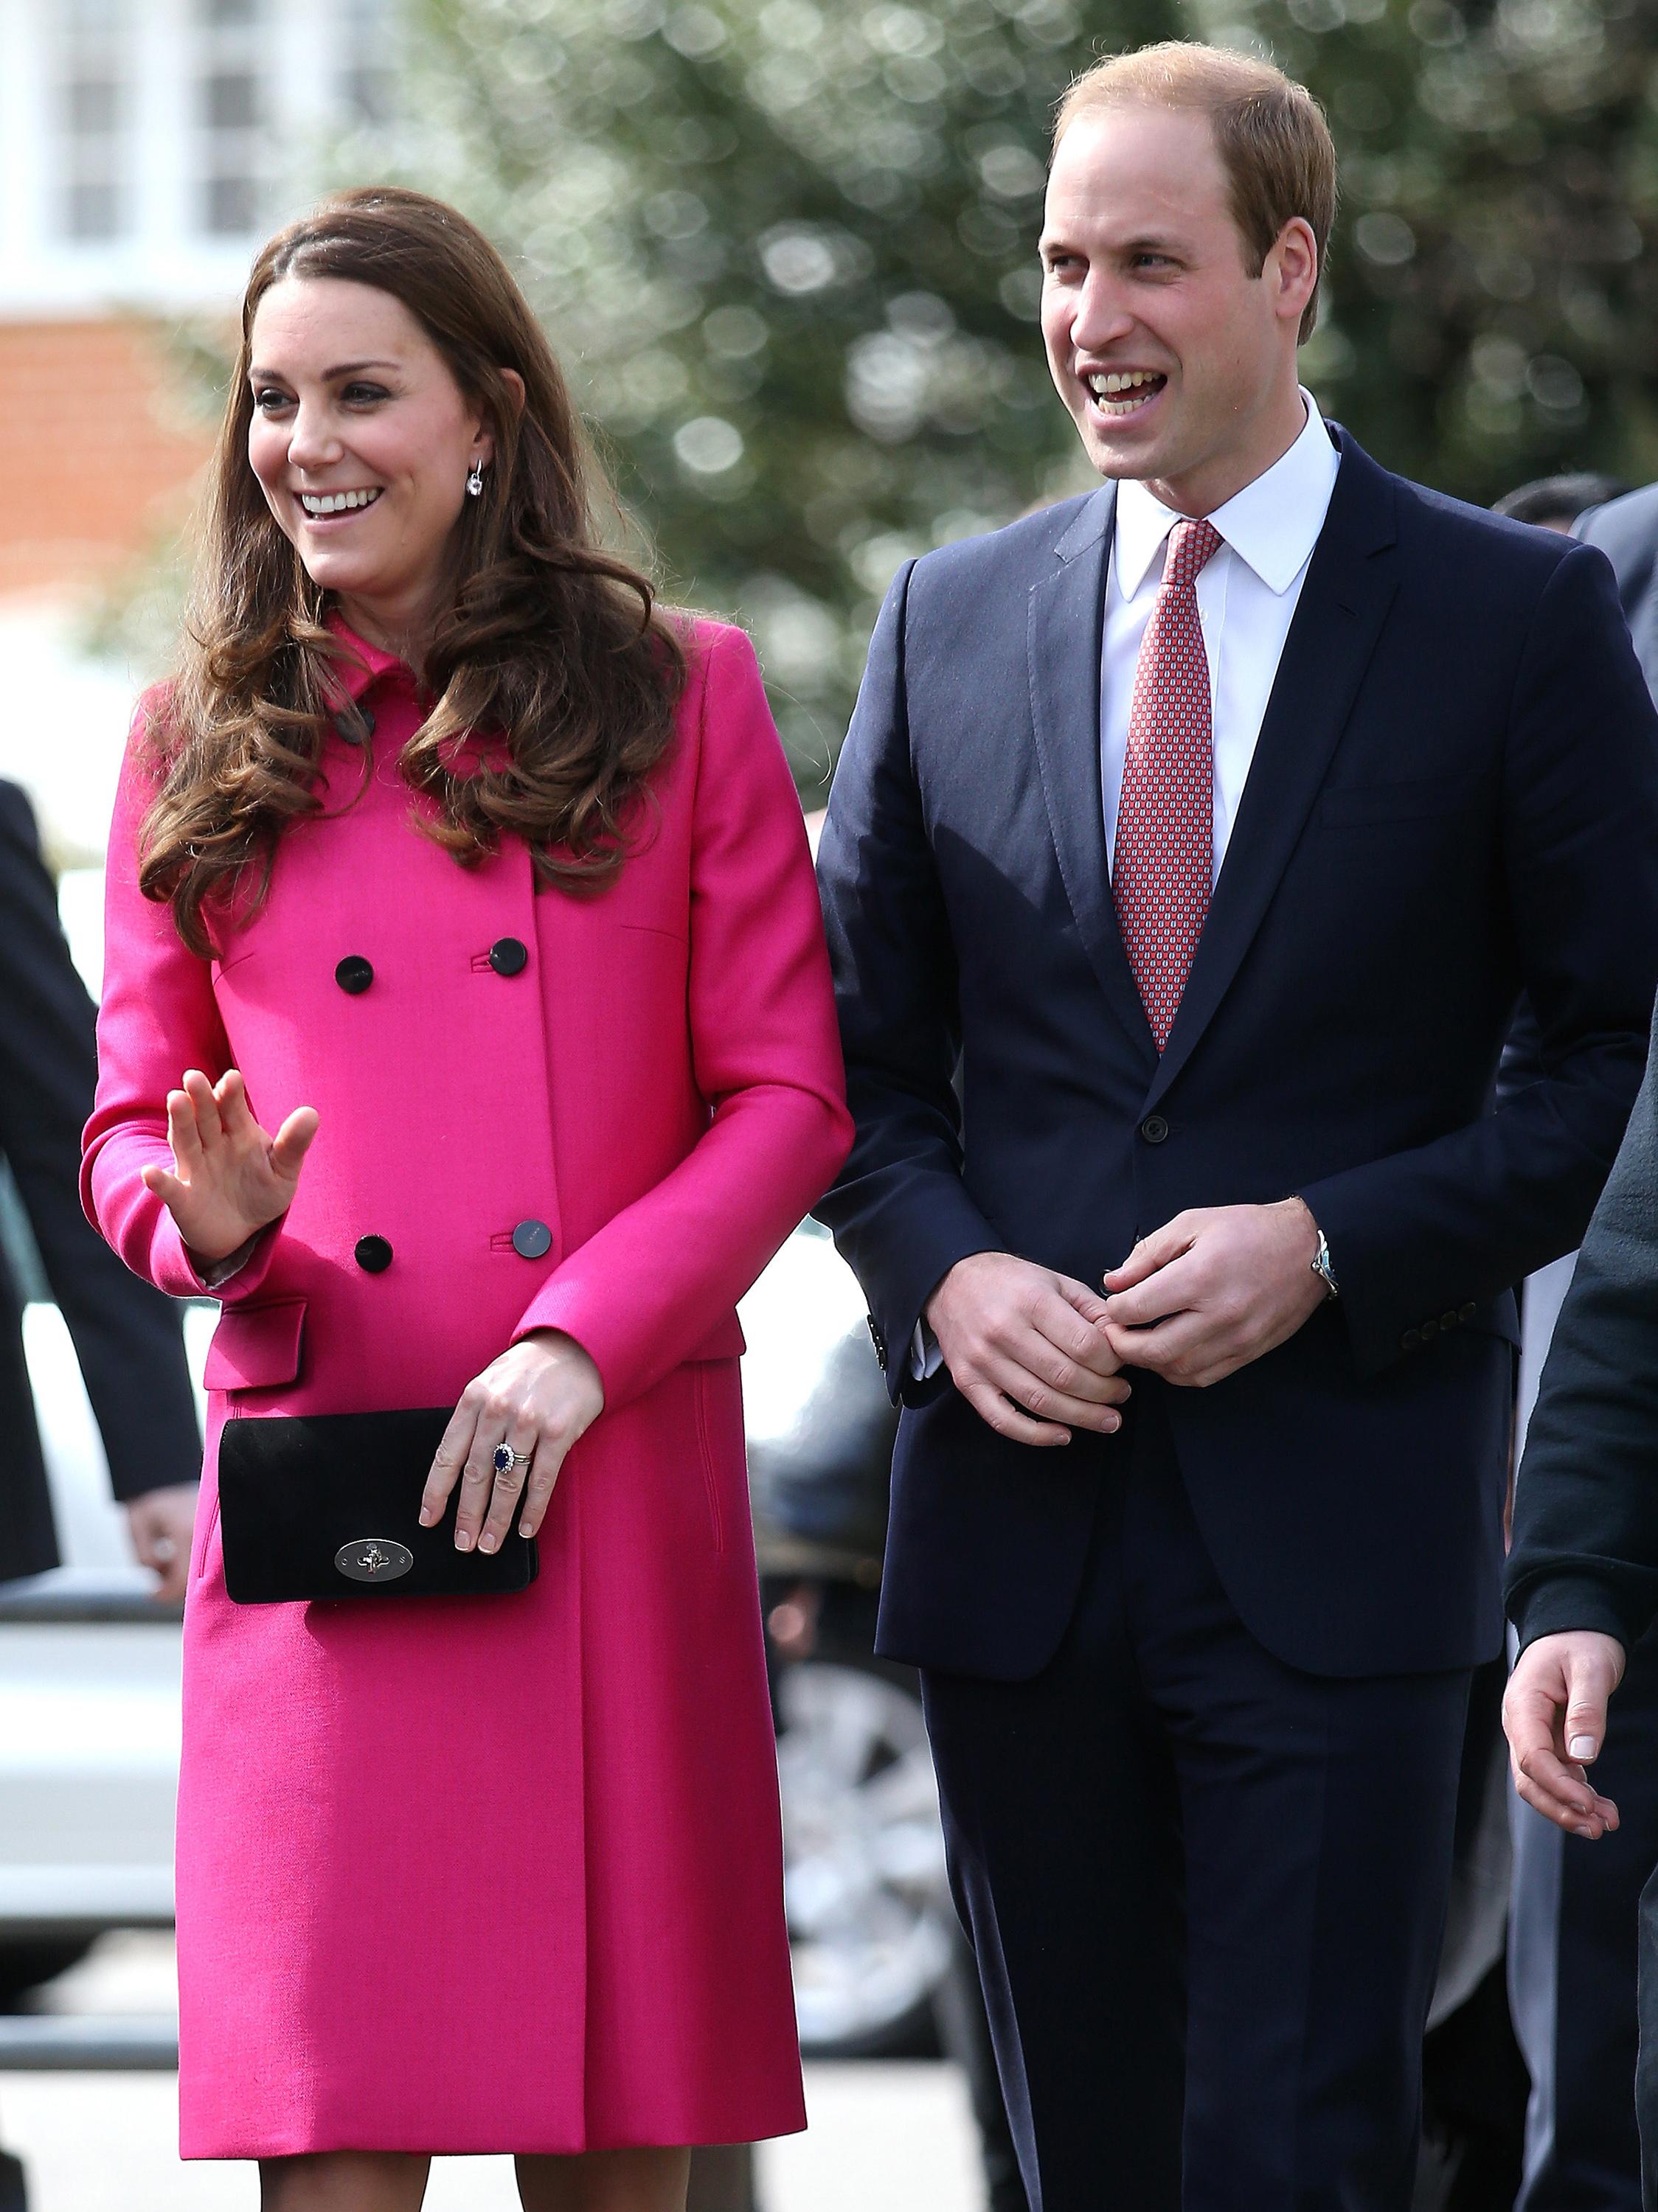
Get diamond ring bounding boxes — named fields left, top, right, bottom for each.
left=491, top=1444, right=530, bottom=1477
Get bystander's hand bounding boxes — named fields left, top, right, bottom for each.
left=140, top=1067, right=319, bottom=1266
left=1101, top=1198, right=1327, bottom=1388
left=1503, top=1628, right=1626, bottom=1839
left=422, top=1330, right=606, bottom=1553
left=125, top=1482, right=198, bottom=1603
left=926, top=1251, right=1130, bottom=1447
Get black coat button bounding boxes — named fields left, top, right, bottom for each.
left=1140, top=1115, right=1170, bottom=1145
left=511, top=1218, right=552, bottom=1259
left=489, top=937, right=530, bottom=977
left=354, top=1235, right=393, bottom=1273
left=335, top=955, right=373, bottom=995
left=333, top=706, right=375, bottom=743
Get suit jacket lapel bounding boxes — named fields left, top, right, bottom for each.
left=1027, top=486, right=1159, bottom=1067
left=1144, top=431, right=1401, bottom=1112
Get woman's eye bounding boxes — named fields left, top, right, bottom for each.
left=252, top=388, right=293, bottom=413
left=341, top=383, right=390, bottom=406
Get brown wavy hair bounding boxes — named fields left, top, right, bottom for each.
left=140, top=187, right=685, bottom=955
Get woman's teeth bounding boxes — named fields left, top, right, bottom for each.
left=1086, top=370, right=1165, bottom=417
left=299, top=488, right=383, bottom=516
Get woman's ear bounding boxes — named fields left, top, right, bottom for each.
left=473, top=369, right=526, bottom=471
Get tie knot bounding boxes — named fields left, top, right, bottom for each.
left=1163, top=517, right=1222, bottom=589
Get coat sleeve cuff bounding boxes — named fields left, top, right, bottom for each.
left=1508, top=1570, right=1645, bottom=1655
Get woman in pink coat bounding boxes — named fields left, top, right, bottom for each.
left=82, top=187, right=852, bottom=2212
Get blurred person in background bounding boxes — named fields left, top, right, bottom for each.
left=82, top=187, right=850, bottom=2212
left=0, top=776, right=199, bottom=1597
left=1499, top=467, right=1658, bottom=2212
left=817, top=40, right=1658, bottom=2212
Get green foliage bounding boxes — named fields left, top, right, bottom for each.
left=1208, top=0, right=1658, bottom=506
left=395, top=0, right=1177, bottom=788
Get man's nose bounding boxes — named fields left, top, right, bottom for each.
left=1069, top=275, right=1137, bottom=353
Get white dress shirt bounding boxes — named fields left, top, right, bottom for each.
left=1101, top=390, right=1341, bottom=879
left=909, top=392, right=1342, bottom=1380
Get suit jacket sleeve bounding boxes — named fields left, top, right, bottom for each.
left=1298, top=543, right=1658, bottom=1376
left=813, top=563, right=1004, bottom=1398
left=0, top=779, right=200, bottom=1500
left=509, top=625, right=853, bottom=1408
left=1506, top=1006, right=1658, bottom=1652
left=81, top=706, right=286, bottom=1307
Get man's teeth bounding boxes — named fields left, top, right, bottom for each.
left=299, top=489, right=382, bottom=515
left=1086, top=370, right=1165, bottom=414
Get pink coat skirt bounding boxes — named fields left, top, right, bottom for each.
left=83, top=619, right=853, bottom=2155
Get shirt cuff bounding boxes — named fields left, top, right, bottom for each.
left=909, top=1321, right=945, bottom=1381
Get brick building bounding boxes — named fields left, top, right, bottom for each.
left=0, top=0, right=391, bottom=854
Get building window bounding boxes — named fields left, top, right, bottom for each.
left=56, top=4, right=132, bottom=243
left=194, top=0, right=269, bottom=238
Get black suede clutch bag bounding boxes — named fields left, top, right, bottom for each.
left=218, top=1408, right=539, bottom=1604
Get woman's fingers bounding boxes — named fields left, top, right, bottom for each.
left=420, top=1402, right=477, bottom=1528
left=182, top=1068, right=224, bottom=1147
left=518, top=1447, right=565, bottom=1540
left=268, top=1106, right=321, bottom=1183
left=477, top=1422, right=541, bottom=1554
left=165, top=1088, right=207, bottom=1175
left=141, top=1160, right=189, bottom=1211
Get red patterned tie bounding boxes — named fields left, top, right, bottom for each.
left=1114, top=516, right=1222, bottom=1051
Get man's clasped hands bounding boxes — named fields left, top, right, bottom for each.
left=927, top=1197, right=1328, bottom=1444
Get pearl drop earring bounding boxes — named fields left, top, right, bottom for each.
left=466, top=462, right=485, bottom=497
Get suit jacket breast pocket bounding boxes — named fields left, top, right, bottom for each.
left=1317, top=773, right=1490, bottom=828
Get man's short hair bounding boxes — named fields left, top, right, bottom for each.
left=1493, top=472, right=1631, bottom=532
left=1054, top=42, right=1337, bottom=344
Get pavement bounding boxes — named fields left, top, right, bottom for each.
left=0, top=1938, right=984, bottom=2211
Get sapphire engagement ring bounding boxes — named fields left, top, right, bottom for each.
left=491, top=1444, right=530, bottom=1476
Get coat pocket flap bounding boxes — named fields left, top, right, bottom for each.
left=204, top=1298, right=307, bottom=1393
left=687, top=1310, right=746, bottom=1363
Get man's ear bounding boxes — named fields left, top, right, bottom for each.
left=1271, top=218, right=1319, bottom=328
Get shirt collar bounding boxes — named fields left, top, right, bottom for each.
left=1111, top=389, right=1341, bottom=599
left=325, top=608, right=408, bottom=703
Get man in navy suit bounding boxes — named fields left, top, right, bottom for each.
left=816, top=39, right=1658, bottom=2211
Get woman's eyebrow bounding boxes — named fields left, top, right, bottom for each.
left=246, top=358, right=402, bottom=381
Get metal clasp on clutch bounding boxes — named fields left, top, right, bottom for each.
left=335, top=1538, right=414, bottom=1583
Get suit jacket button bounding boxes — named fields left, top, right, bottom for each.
left=511, top=1218, right=552, bottom=1259
left=1140, top=1114, right=1170, bottom=1145
left=1441, top=1310, right=1460, bottom=1330
left=489, top=937, right=530, bottom=977
left=335, top=955, right=373, bottom=995
left=1401, top=1327, right=1422, bottom=1349
left=355, top=1234, right=393, bottom=1273
left=867, top=1315, right=887, bottom=1369
left=1460, top=1301, right=1477, bottom=1321
left=1421, top=1316, right=1440, bottom=1338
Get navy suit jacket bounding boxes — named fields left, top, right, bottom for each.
left=0, top=781, right=199, bottom=1582
left=816, top=426, right=1658, bottom=1682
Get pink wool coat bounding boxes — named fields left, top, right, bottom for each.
left=83, top=617, right=852, bottom=2157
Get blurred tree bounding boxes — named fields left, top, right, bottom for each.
left=390, top=0, right=1176, bottom=787
left=1204, top=0, right=1658, bottom=512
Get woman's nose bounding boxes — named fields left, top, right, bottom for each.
left=286, top=406, right=342, bottom=471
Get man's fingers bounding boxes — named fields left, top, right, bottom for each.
left=978, top=1350, right=1125, bottom=1432
left=269, top=1106, right=320, bottom=1182
left=1102, top=1251, right=1201, bottom=1332
left=1052, top=1273, right=1114, bottom=1332
left=961, top=1379, right=1073, bottom=1447
left=1103, top=1216, right=1196, bottom=1293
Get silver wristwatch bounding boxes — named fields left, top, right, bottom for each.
left=1311, top=1228, right=1340, bottom=1301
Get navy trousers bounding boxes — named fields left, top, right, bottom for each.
left=1510, top=1618, right=1658, bottom=2211
left=921, top=1397, right=1474, bottom=2212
